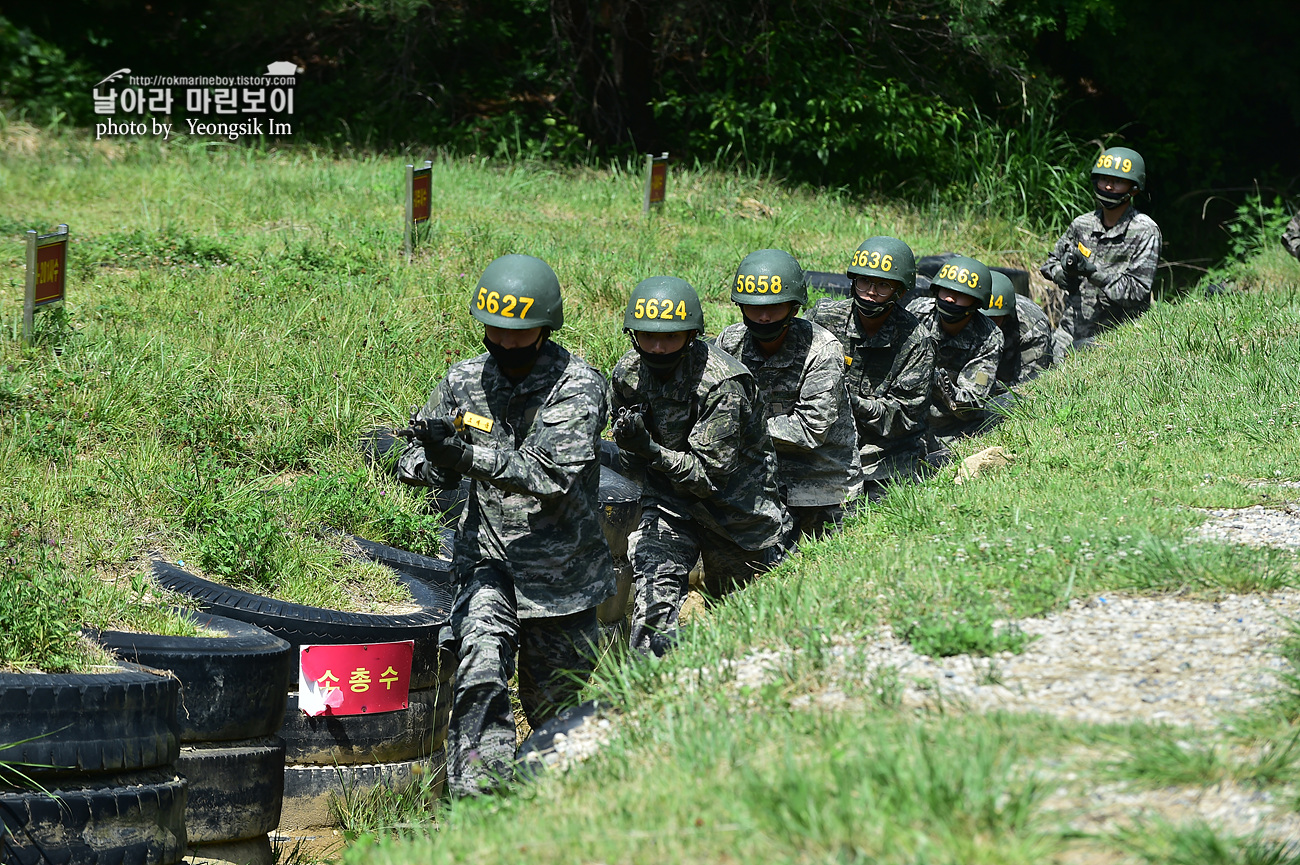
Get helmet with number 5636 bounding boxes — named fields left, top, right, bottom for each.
left=846, top=236, right=916, bottom=294
left=623, top=276, right=704, bottom=333
left=1091, top=146, right=1146, bottom=191
left=730, top=249, right=807, bottom=307
left=930, top=254, right=992, bottom=306
left=468, top=254, right=564, bottom=330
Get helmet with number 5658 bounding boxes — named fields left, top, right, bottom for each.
left=930, top=255, right=992, bottom=306
left=468, top=254, right=564, bottom=330
left=730, top=249, right=807, bottom=307
left=846, top=236, right=916, bottom=294
left=623, top=276, right=704, bottom=333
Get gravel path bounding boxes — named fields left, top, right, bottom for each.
left=1193, top=503, right=1300, bottom=550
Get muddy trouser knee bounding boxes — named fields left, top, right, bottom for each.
left=447, top=563, right=520, bottom=797
left=516, top=607, right=600, bottom=728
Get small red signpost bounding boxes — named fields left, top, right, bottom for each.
left=297, top=640, right=415, bottom=717
left=24, top=224, right=69, bottom=345
left=643, top=152, right=669, bottom=215
left=404, top=160, right=433, bottom=261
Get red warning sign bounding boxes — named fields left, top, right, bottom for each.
left=297, top=640, right=414, bottom=717
left=33, top=237, right=66, bottom=306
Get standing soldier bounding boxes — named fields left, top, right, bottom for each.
left=714, top=249, right=862, bottom=539
left=983, top=270, right=1052, bottom=389
left=1042, top=146, right=1162, bottom=360
left=1282, top=210, right=1300, bottom=261
left=807, top=236, right=935, bottom=501
left=610, top=276, right=787, bottom=656
left=398, top=254, right=615, bottom=797
left=906, top=255, right=1003, bottom=463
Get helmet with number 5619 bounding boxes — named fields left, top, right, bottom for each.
left=846, top=236, right=916, bottom=293
left=730, top=249, right=807, bottom=307
left=930, top=255, right=992, bottom=306
left=623, top=276, right=704, bottom=333
left=468, top=254, right=564, bottom=330
left=1091, top=146, right=1146, bottom=191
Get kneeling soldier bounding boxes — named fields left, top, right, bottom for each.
left=714, top=249, right=861, bottom=539
left=398, top=254, right=615, bottom=797
left=983, top=270, right=1052, bottom=389
left=610, top=276, right=787, bottom=656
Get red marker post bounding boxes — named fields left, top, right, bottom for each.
left=24, top=224, right=69, bottom=346
left=643, top=152, right=669, bottom=215
left=298, top=640, right=415, bottom=717
left=404, top=160, right=433, bottom=261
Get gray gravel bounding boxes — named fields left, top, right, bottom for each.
left=1193, top=504, right=1300, bottom=550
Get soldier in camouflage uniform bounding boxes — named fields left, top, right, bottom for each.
left=906, top=255, right=1004, bottom=461
left=714, top=249, right=861, bottom=539
left=808, top=236, right=935, bottom=500
left=1042, top=146, right=1162, bottom=362
left=1283, top=211, right=1300, bottom=261
left=610, top=277, right=787, bottom=656
left=398, top=254, right=615, bottom=797
left=982, top=270, right=1052, bottom=388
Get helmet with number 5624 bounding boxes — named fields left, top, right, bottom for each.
left=930, top=255, right=992, bottom=307
left=730, top=249, right=807, bottom=307
left=846, top=236, right=916, bottom=294
left=623, top=276, right=704, bottom=333
left=1091, top=146, right=1146, bottom=191
left=468, top=254, right=564, bottom=330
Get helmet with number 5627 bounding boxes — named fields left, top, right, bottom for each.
left=468, top=254, right=564, bottom=330
left=930, top=255, right=992, bottom=306
left=846, top=236, right=916, bottom=294
left=1091, top=146, right=1146, bottom=191
left=730, top=249, right=807, bottom=307
left=623, top=276, right=704, bottom=333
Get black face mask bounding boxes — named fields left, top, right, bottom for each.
left=483, top=334, right=544, bottom=372
left=632, top=336, right=693, bottom=377
left=1094, top=179, right=1132, bottom=210
left=742, top=309, right=793, bottom=342
left=853, top=296, right=894, bottom=320
left=935, top=297, right=974, bottom=325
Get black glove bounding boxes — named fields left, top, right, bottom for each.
left=423, top=435, right=472, bottom=471
left=399, top=415, right=456, bottom=451
left=613, top=410, right=659, bottom=459
left=1064, top=250, right=1097, bottom=278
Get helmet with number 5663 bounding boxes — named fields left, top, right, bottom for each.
left=730, top=249, right=807, bottom=307
left=1091, top=146, right=1146, bottom=191
left=846, top=236, right=916, bottom=294
left=468, top=254, right=564, bottom=330
left=930, top=255, right=992, bottom=307
left=623, top=276, right=704, bottom=333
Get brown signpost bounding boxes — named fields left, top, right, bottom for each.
left=643, top=152, right=669, bottom=215
left=24, top=224, right=69, bottom=345
left=404, top=160, right=433, bottom=261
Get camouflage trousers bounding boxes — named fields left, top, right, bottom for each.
left=446, top=563, right=599, bottom=797
left=630, top=507, right=784, bottom=656
left=787, top=504, right=845, bottom=541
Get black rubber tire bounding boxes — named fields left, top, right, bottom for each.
left=150, top=561, right=449, bottom=691
left=804, top=270, right=852, bottom=297
left=360, top=427, right=471, bottom=516
left=278, top=750, right=446, bottom=832
left=176, top=738, right=284, bottom=844
left=0, top=664, right=179, bottom=780
left=279, top=680, right=451, bottom=766
left=347, top=535, right=453, bottom=599
left=597, top=466, right=641, bottom=561
left=0, top=768, right=187, bottom=865
left=88, top=612, right=292, bottom=744
left=185, top=836, right=272, bottom=865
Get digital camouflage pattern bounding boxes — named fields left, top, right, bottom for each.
left=398, top=339, right=616, bottom=617
left=993, top=294, right=1052, bottom=387
left=714, top=317, right=862, bottom=508
left=1284, top=211, right=1300, bottom=261
left=906, top=296, right=1004, bottom=446
left=806, top=299, right=935, bottom=482
left=609, top=338, right=787, bottom=550
left=1041, top=206, right=1162, bottom=349
left=445, top=563, right=598, bottom=796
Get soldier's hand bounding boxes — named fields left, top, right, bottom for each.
left=399, top=416, right=456, bottom=451
left=612, top=411, right=659, bottom=459
left=423, top=435, right=472, bottom=471
left=1076, top=253, right=1097, bottom=277
left=1063, top=250, right=1083, bottom=276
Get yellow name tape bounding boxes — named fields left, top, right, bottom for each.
left=844, top=356, right=853, bottom=366
left=458, top=411, right=494, bottom=433
left=1076, top=241, right=1092, bottom=258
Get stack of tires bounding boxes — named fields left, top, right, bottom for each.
left=92, top=613, right=292, bottom=865
left=0, top=664, right=187, bottom=865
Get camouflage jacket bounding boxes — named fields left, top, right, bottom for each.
left=397, top=340, right=616, bottom=618
left=1283, top=211, right=1300, bottom=261
left=995, top=295, right=1053, bottom=387
left=714, top=317, right=862, bottom=507
left=609, top=339, right=786, bottom=550
left=1041, top=206, right=1162, bottom=340
left=806, top=299, right=935, bottom=481
left=906, top=296, right=1004, bottom=438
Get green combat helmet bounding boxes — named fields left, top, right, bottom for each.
left=1091, top=146, right=1146, bottom=190
left=469, top=254, right=564, bottom=329
left=623, top=276, right=704, bottom=332
left=931, top=255, right=993, bottom=307
left=981, top=271, right=1015, bottom=318
left=730, top=249, right=807, bottom=307
left=846, top=235, right=916, bottom=294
